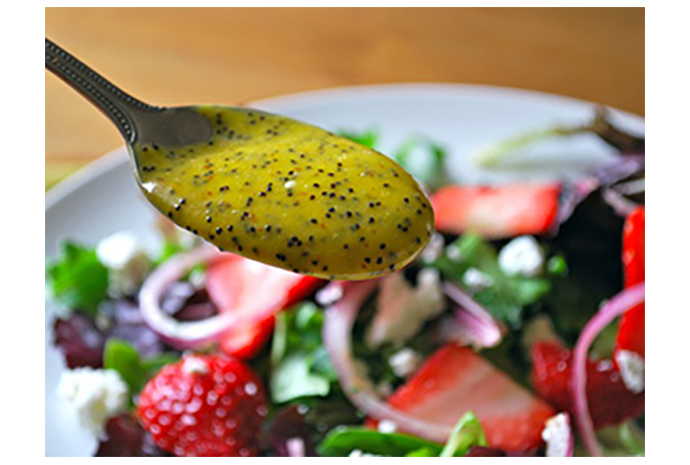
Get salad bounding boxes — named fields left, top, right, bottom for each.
left=46, top=109, right=645, bottom=457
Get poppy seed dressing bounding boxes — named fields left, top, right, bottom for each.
left=132, top=106, right=434, bottom=280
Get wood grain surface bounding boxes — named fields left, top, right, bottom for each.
left=46, top=7, right=644, bottom=167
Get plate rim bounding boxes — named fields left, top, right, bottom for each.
left=45, top=82, right=644, bottom=213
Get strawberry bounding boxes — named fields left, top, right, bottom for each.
left=531, top=342, right=644, bottom=429
left=137, top=354, right=267, bottom=457
left=218, top=318, right=276, bottom=360
left=206, top=255, right=322, bottom=358
left=378, top=344, right=555, bottom=452
left=430, top=182, right=560, bottom=239
left=616, top=207, right=645, bottom=358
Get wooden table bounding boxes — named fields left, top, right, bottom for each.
left=46, top=7, right=644, bottom=185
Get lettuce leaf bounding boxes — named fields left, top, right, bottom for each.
left=103, top=338, right=178, bottom=401
left=46, top=241, right=109, bottom=316
left=317, top=412, right=486, bottom=457
left=433, top=234, right=551, bottom=327
left=270, top=303, right=338, bottom=403
left=338, top=129, right=450, bottom=191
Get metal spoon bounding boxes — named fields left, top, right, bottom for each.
left=46, top=38, right=213, bottom=148
left=45, top=37, right=434, bottom=280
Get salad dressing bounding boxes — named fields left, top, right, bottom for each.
left=132, top=106, right=434, bottom=279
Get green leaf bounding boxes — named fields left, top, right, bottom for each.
left=270, top=354, right=331, bottom=403
left=473, top=125, right=587, bottom=168
left=439, top=412, right=487, bottom=457
left=393, top=136, right=450, bottom=191
left=405, top=447, right=439, bottom=457
left=337, top=129, right=379, bottom=148
left=547, top=255, right=568, bottom=276
left=155, top=239, right=187, bottom=265
left=618, top=422, right=645, bottom=456
left=103, top=339, right=145, bottom=395
left=594, top=421, right=645, bottom=457
left=338, top=129, right=450, bottom=191
left=434, top=234, right=552, bottom=327
left=474, top=109, right=644, bottom=169
left=310, top=345, right=339, bottom=381
left=318, top=427, right=444, bottom=457
left=46, top=241, right=109, bottom=315
left=317, top=414, right=486, bottom=457
left=103, top=339, right=178, bottom=398
left=270, top=303, right=337, bottom=403
left=270, top=311, right=290, bottom=365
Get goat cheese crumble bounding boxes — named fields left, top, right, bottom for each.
left=96, top=231, right=151, bottom=297
left=541, top=413, right=572, bottom=457
left=615, top=350, right=645, bottom=394
left=498, top=236, right=544, bottom=277
left=388, top=348, right=422, bottom=378
left=57, top=367, right=128, bottom=436
left=377, top=420, right=398, bottom=433
left=462, top=267, right=494, bottom=290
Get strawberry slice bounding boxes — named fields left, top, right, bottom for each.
left=206, top=254, right=322, bottom=359
left=531, top=342, right=644, bottom=429
left=616, top=207, right=645, bottom=358
left=378, top=344, right=555, bottom=452
left=430, top=183, right=560, bottom=239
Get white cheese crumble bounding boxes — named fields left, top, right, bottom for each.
left=365, top=268, right=445, bottom=348
left=57, top=367, right=128, bottom=436
left=96, top=231, right=151, bottom=297
left=541, top=413, right=571, bottom=457
left=377, top=420, right=398, bottom=433
left=420, top=233, right=445, bottom=263
left=182, top=356, right=209, bottom=375
left=388, top=348, right=422, bottom=378
left=498, top=235, right=544, bottom=277
left=615, top=350, right=645, bottom=394
left=462, top=267, right=494, bottom=290
left=445, top=244, right=463, bottom=261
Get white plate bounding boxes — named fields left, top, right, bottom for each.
left=45, top=83, right=644, bottom=456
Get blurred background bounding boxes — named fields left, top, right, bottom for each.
left=45, top=7, right=644, bottom=189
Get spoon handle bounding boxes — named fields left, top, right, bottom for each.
left=45, top=37, right=161, bottom=143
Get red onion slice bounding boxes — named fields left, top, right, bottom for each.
left=139, top=246, right=281, bottom=350
left=602, top=187, right=640, bottom=217
left=571, top=282, right=645, bottom=457
left=323, top=280, right=452, bottom=443
left=443, top=282, right=506, bottom=348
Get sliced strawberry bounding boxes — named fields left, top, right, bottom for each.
left=378, top=344, right=555, bottom=452
left=430, top=183, right=560, bottom=239
left=206, top=255, right=322, bottom=359
left=616, top=207, right=645, bottom=358
left=219, top=318, right=276, bottom=360
left=531, top=342, right=644, bottom=429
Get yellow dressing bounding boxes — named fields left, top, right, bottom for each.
left=131, top=106, right=434, bottom=280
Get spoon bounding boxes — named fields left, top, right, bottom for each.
left=46, top=38, right=434, bottom=280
